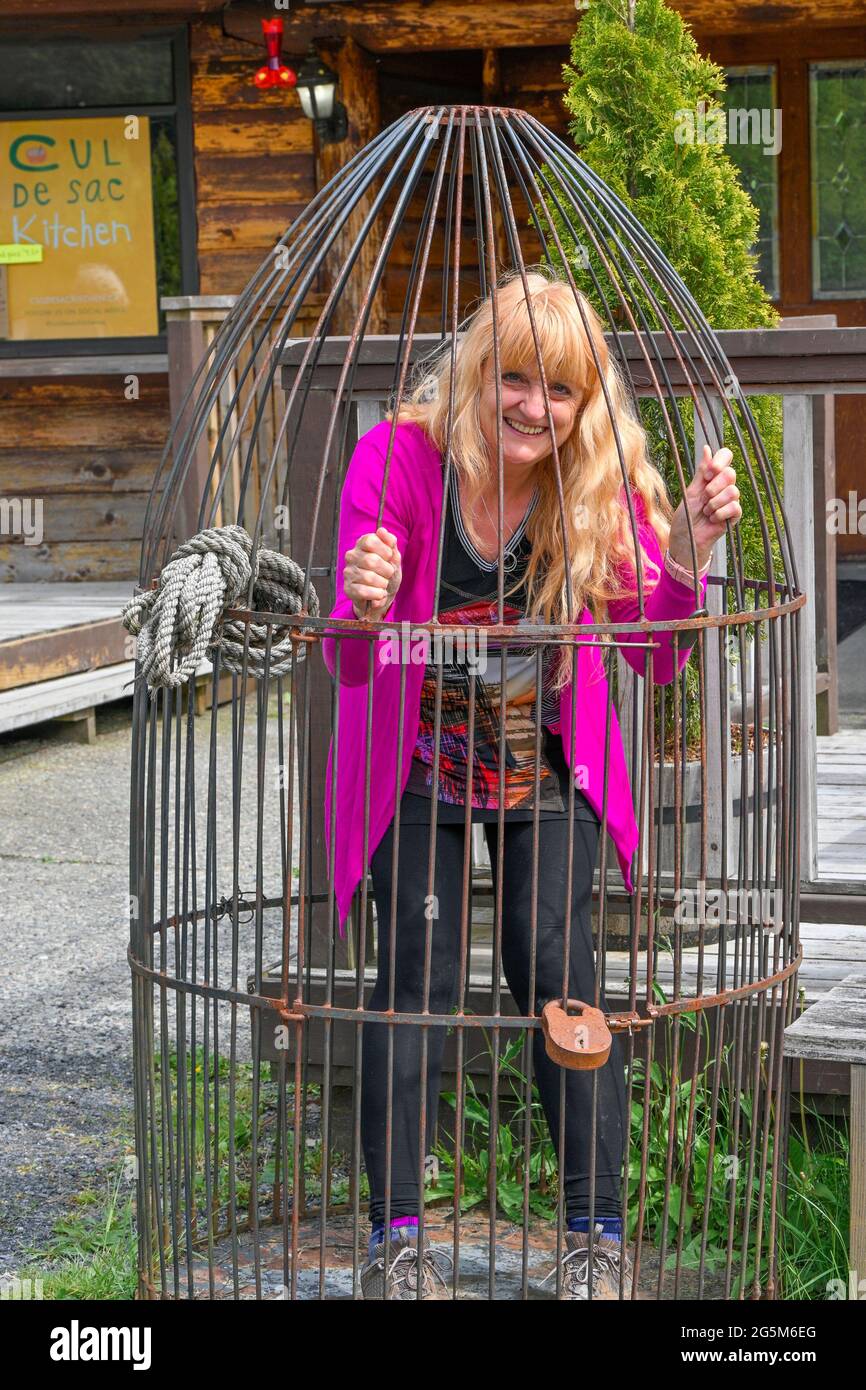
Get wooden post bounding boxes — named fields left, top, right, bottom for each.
left=54, top=707, right=97, bottom=744
left=164, top=304, right=218, bottom=553
left=695, top=396, right=730, bottom=883
left=315, top=37, right=388, bottom=337
left=813, top=391, right=838, bottom=735
left=784, top=392, right=819, bottom=885
left=289, top=386, right=345, bottom=969
left=853, top=1060, right=866, bottom=1297
left=783, top=314, right=838, bottom=737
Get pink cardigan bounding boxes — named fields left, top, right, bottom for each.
left=321, top=419, right=707, bottom=934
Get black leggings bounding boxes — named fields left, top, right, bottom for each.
left=361, top=811, right=627, bottom=1224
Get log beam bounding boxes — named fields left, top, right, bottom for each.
left=0, top=0, right=223, bottom=13
left=1, top=1, right=863, bottom=40
left=212, top=1, right=866, bottom=53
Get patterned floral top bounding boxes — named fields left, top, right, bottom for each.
left=400, top=465, right=598, bottom=824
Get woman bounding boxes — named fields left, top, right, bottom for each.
left=321, top=267, right=741, bottom=1300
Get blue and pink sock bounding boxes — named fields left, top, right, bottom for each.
left=369, top=1216, right=419, bottom=1258
left=568, top=1214, right=623, bottom=1242
left=369, top=1213, right=621, bottom=1256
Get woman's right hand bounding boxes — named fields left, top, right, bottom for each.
left=343, top=526, right=402, bottom=620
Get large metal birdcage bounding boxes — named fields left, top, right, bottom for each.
left=128, top=105, right=802, bottom=1300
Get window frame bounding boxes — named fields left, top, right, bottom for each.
left=0, top=23, right=198, bottom=360
left=722, top=61, right=782, bottom=305
left=809, top=56, right=866, bottom=302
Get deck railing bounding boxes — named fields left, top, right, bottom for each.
left=161, top=292, right=328, bottom=545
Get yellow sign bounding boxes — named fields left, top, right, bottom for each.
left=0, top=115, right=159, bottom=340
left=0, top=243, right=43, bottom=263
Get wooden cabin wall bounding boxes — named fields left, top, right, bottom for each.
left=3, top=12, right=863, bottom=580
left=497, top=45, right=572, bottom=137
left=693, top=22, right=866, bottom=559
left=189, top=17, right=316, bottom=295
left=0, top=375, right=170, bottom=582
left=377, top=45, right=573, bottom=333
left=3, top=32, right=570, bottom=578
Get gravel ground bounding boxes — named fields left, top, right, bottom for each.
left=0, top=692, right=299, bottom=1277
left=0, top=704, right=140, bottom=1273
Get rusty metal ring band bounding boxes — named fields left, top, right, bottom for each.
left=129, top=939, right=801, bottom=1039
left=143, top=884, right=791, bottom=939
left=128, top=943, right=291, bottom=1016
left=222, top=588, right=805, bottom=640
left=282, top=948, right=802, bottom=1034
left=608, top=944, right=803, bottom=1031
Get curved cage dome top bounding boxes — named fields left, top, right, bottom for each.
left=140, top=104, right=796, bottom=621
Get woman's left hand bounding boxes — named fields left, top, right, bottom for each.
left=666, top=445, right=742, bottom=572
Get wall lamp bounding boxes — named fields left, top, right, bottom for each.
left=295, top=45, right=348, bottom=145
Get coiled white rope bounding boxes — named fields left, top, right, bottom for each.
left=121, top=524, right=319, bottom=689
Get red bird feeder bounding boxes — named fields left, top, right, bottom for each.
left=253, top=17, right=297, bottom=91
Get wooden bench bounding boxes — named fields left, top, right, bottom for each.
left=784, top=972, right=866, bottom=1297
left=0, top=661, right=136, bottom=740
left=0, top=657, right=235, bottom=739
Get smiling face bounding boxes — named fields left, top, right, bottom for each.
left=478, top=358, right=583, bottom=478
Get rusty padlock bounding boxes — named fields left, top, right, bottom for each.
left=540, top=998, right=612, bottom=1071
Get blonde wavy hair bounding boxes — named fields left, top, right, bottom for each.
left=385, top=265, right=674, bottom=688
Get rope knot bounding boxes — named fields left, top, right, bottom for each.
left=121, top=525, right=319, bottom=690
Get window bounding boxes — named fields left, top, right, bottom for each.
left=0, top=29, right=195, bottom=354
left=810, top=60, right=866, bottom=300
left=722, top=65, right=781, bottom=302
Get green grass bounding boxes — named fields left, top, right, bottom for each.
left=21, top=1020, right=846, bottom=1300
left=149, top=1046, right=359, bottom=1229
left=425, top=1032, right=559, bottom=1223
left=778, top=1087, right=850, bottom=1299
left=14, top=1162, right=138, bottom=1301
left=13, top=1047, right=339, bottom=1300
left=421, top=990, right=849, bottom=1299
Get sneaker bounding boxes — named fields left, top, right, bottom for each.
left=359, top=1225, right=452, bottom=1300
left=547, top=1223, right=634, bottom=1300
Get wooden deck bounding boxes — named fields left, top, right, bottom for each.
left=0, top=582, right=130, bottom=644
left=0, top=582, right=132, bottom=734
left=816, top=728, right=866, bottom=885
left=601, top=921, right=866, bottom=1008
left=783, top=972, right=866, bottom=1270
